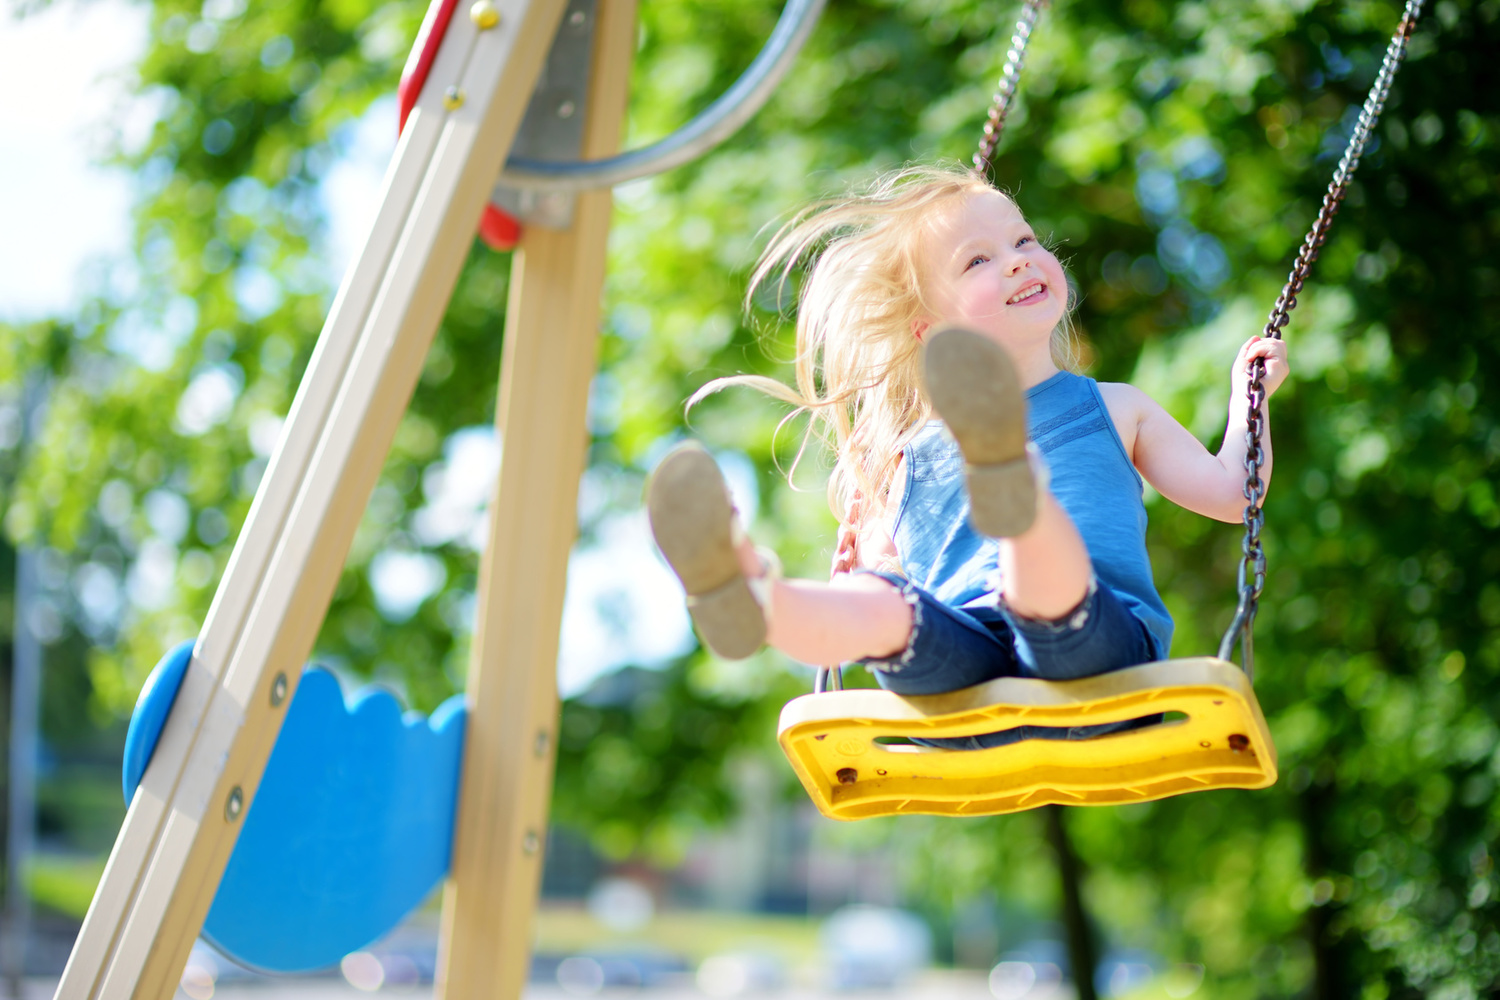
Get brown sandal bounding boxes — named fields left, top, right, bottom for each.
left=646, top=444, right=773, bottom=659
left=921, top=326, right=1039, bottom=538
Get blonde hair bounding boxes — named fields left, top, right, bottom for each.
left=693, top=162, right=1081, bottom=527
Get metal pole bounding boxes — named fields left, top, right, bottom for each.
left=3, top=548, right=39, bottom=998
left=4, top=376, right=45, bottom=998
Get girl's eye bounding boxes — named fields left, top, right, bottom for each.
left=1016, top=235, right=1034, bottom=248
left=966, top=255, right=989, bottom=271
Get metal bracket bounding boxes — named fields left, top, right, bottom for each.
left=488, top=0, right=596, bottom=230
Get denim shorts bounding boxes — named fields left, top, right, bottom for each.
left=857, top=571, right=1162, bottom=749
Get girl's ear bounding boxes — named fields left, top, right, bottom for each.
left=911, top=317, right=931, bottom=342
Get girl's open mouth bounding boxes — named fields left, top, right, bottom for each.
left=1006, top=282, right=1048, bottom=305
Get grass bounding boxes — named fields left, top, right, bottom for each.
left=27, top=853, right=107, bottom=920
left=534, top=903, right=823, bottom=965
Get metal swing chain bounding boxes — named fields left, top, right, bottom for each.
left=974, top=0, right=1049, bottom=176
left=1218, top=0, right=1426, bottom=678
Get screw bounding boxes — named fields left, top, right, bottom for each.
left=469, top=0, right=500, bottom=29
left=443, top=86, right=466, bottom=111
left=225, top=786, right=244, bottom=822
left=270, top=672, right=288, bottom=707
left=1228, top=734, right=1251, bottom=752
left=556, top=98, right=576, bottom=119
left=567, top=8, right=587, bottom=27
left=534, top=729, right=550, bottom=757
left=522, top=829, right=540, bottom=855
left=836, top=768, right=858, bottom=785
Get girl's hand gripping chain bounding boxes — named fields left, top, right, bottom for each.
left=1231, top=335, right=1290, bottom=402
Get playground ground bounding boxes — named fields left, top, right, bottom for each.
left=7, top=970, right=1013, bottom=999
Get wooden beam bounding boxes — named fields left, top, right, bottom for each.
left=54, top=2, right=569, bottom=996
left=435, top=1, right=637, bottom=997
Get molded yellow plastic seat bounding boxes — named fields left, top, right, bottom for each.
left=777, top=657, right=1276, bottom=821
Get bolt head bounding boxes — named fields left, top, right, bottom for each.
left=225, top=786, right=244, bottom=822
left=443, top=86, right=466, bottom=111
left=567, top=8, right=587, bottom=27
left=555, top=99, right=576, bottom=119
left=270, top=672, right=288, bottom=707
left=522, top=829, right=540, bottom=854
left=469, top=0, right=500, bottom=29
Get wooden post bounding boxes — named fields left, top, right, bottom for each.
left=435, top=1, right=636, bottom=997
left=54, top=2, right=569, bottom=996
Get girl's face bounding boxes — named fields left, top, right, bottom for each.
left=915, top=190, right=1067, bottom=355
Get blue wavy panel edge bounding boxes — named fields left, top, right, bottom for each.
left=122, top=639, right=196, bottom=804
left=123, top=645, right=468, bottom=973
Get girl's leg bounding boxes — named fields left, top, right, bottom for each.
left=996, top=491, right=1092, bottom=621
left=762, top=572, right=914, bottom=665
left=922, top=327, right=1093, bottom=628
left=650, top=443, right=914, bottom=663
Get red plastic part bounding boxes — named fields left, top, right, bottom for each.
left=397, top=0, right=462, bottom=135
left=398, top=0, right=522, bottom=249
left=478, top=204, right=523, bottom=250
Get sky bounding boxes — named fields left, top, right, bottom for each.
left=0, top=0, right=147, bottom=320
left=0, top=0, right=702, bottom=698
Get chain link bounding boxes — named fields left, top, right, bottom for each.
left=1220, top=0, right=1426, bottom=671
left=973, top=0, right=1049, bottom=176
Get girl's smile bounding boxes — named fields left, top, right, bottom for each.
left=1006, top=280, right=1050, bottom=305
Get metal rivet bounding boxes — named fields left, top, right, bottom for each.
left=876, top=769, right=888, bottom=776
left=567, top=8, right=586, bottom=27
left=556, top=99, right=576, bottom=119
left=469, top=0, right=500, bottom=29
left=836, top=768, right=858, bottom=785
left=522, top=829, right=540, bottom=855
left=1199, top=741, right=1212, bottom=749
left=270, top=672, right=288, bottom=707
left=443, top=86, right=466, bottom=111
left=225, top=786, right=244, bottom=822
left=534, top=729, right=550, bottom=757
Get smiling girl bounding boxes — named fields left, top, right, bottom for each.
left=646, top=164, right=1288, bottom=746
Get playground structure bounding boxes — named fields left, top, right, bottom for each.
left=55, top=0, right=828, bottom=994
left=54, top=0, right=1426, bottom=991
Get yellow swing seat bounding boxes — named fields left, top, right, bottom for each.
left=777, top=657, right=1276, bottom=821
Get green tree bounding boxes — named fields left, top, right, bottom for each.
left=2, top=0, right=1498, bottom=996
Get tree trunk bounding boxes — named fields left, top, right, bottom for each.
left=1044, top=805, right=1098, bottom=1000
left=1300, top=782, right=1342, bottom=1000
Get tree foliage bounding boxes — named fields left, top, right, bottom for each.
left=2, top=0, right=1498, bottom=995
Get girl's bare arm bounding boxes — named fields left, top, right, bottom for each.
left=1113, top=337, right=1290, bottom=523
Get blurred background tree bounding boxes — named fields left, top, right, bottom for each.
left=1, top=0, right=1497, bottom=996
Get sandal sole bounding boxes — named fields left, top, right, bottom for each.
left=646, top=444, right=766, bottom=659
left=922, top=327, right=1037, bottom=537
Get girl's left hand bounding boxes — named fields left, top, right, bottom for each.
left=1232, top=336, right=1291, bottom=399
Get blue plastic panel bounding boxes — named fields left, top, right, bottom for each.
left=203, top=669, right=467, bottom=972
left=121, top=653, right=468, bottom=973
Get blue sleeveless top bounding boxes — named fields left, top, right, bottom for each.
left=890, top=371, right=1173, bottom=660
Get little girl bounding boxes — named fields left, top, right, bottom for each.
left=647, top=164, right=1289, bottom=747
